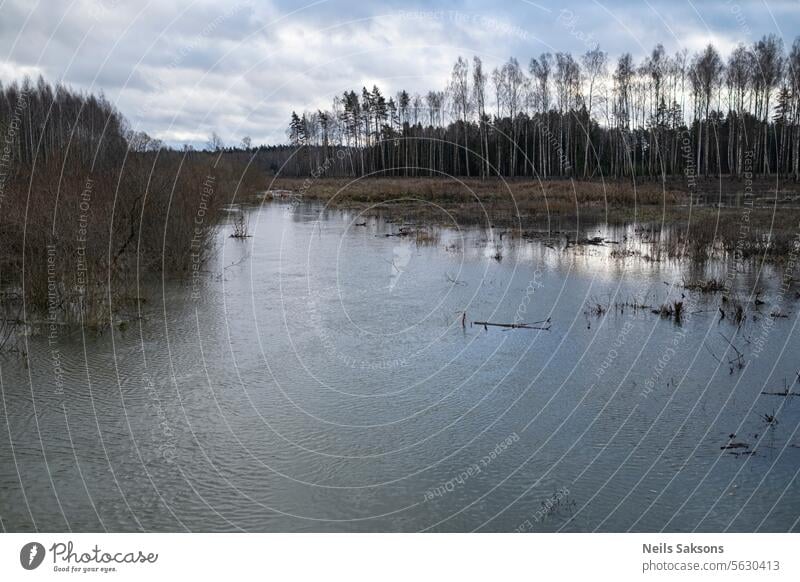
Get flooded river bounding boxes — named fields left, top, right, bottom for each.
left=1, top=201, right=799, bottom=532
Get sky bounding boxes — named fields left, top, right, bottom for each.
left=2, top=0, right=798, bottom=147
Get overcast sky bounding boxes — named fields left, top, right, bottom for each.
left=2, top=0, right=798, bottom=147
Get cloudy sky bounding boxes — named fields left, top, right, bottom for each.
left=2, top=0, right=798, bottom=147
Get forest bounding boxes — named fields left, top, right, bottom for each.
left=281, top=35, right=800, bottom=181
left=2, top=34, right=800, bottom=326
left=0, top=77, right=260, bottom=328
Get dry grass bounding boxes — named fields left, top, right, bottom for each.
left=264, top=177, right=800, bottom=262
left=657, top=209, right=800, bottom=261
left=263, top=177, right=692, bottom=235
left=267, top=176, right=686, bottom=213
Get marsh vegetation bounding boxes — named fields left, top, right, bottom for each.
left=0, top=79, right=262, bottom=335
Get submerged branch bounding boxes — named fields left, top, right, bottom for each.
left=473, top=318, right=551, bottom=330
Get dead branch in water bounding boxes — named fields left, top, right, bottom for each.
left=473, top=318, right=551, bottom=331
left=703, top=342, right=722, bottom=364
left=718, top=331, right=745, bottom=370
left=446, top=272, right=466, bottom=286
left=761, top=378, right=800, bottom=396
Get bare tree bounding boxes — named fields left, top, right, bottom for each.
left=752, top=34, right=784, bottom=174
left=581, top=47, right=607, bottom=176
left=207, top=131, right=224, bottom=152
left=726, top=45, right=751, bottom=176
left=530, top=53, right=553, bottom=177
left=450, top=56, right=471, bottom=177
left=789, top=38, right=800, bottom=181
left=472, top=56, right=489, bottom=178
left=690, top=45, right=724, bottom=175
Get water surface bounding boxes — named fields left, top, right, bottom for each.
left=2, top=201, right=799, bottom=532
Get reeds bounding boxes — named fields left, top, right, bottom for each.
left=653, top=300, right=684, bottom=322
left=230, top=212, right=251, bottom=238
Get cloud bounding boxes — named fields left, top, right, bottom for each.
left=0, top=0, right=797, bottom=147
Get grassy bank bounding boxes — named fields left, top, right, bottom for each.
left=268, top=176, right=687, bottom=210
left=265, top=176, right=800, bottom=262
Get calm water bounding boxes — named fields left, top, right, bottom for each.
left=1, top=201, right=799, bottom=532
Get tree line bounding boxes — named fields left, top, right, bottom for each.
left=284, top=35, right=800, bottom=181
left=0, top=77, right=260, bottom=328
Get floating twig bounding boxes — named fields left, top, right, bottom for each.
left=718, top=331, right=745, bottom=370
left=473, top=318, right=551, bottom=331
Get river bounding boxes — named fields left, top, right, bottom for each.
left=1, top=200, right=799, bottom=532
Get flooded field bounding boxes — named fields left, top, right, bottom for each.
left=1, top=200, right=799, bottom=532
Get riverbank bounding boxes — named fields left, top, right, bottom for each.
left=263, top=177, right=800, bottom=262
left=265, top=176, right=799, bottom=210
left=0, top=152, right=263, bottom=339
